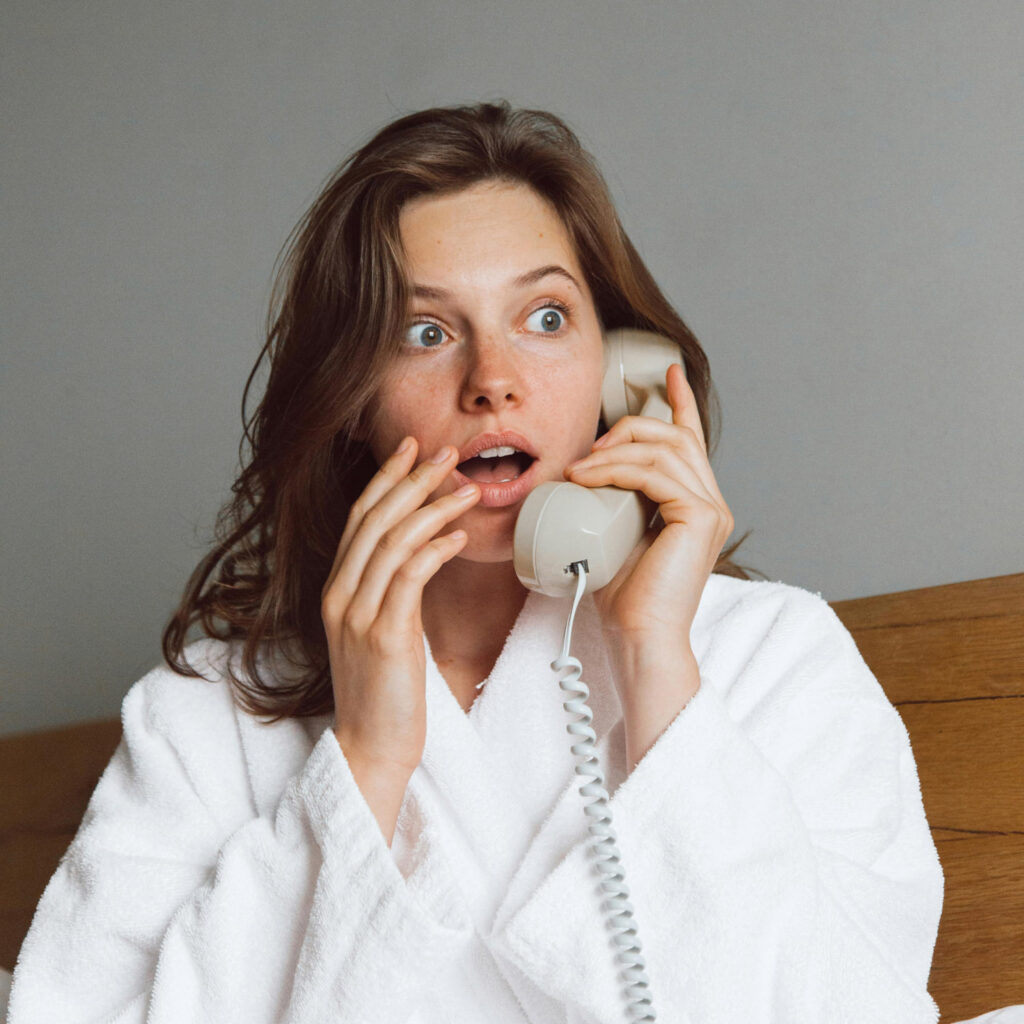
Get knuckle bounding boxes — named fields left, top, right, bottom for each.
left=396, top=553, right=430, bottom=582
left=365, top=622, right=395, bottom=657
left=320, top=587, right=346, bottom=624
left=375, top=528, right=400, bottom=555
left=341, top=605, right=371, bottom=639
left=677, top=426, right=701, bottom=448
left=656, top=448, right=680, bottom=473
left=361, top=505, right=386, bottom=533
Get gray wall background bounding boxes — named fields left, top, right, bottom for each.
left=3, top=0, right=1022, bottom=736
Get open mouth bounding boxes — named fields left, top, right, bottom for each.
left=456, top=447, right=536, bottom=484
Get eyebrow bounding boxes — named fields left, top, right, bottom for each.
left=411, top=264, right=583, bottom=300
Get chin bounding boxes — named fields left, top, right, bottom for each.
left=456, top=538, right=515, bottom=565
left=453, top=516, right=516, bottom=564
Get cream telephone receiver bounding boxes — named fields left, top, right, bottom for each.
left=513, top=328, right=684, bottom=596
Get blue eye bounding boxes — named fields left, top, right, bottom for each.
left=405, top=322, right=446, bottom=348
left=526, top=306, right=566, bottom=333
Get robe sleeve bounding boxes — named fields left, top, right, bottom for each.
left=490, top=587, right=944, bottom=1024
left=7, top=645, right=472, bottom=1024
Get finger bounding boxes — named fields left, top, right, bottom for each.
left=370, top=531, right=470, bottom=651
left=586, top=420, right=725, bottom=506
left=342, top=436, right=419, bottom=536
left=593, top=413, right=706, bottom=458
left=666, top=363, right=707, bottom=453
left=565, top=460, right=733, bottom=548
left=564, top=461, right=729, bottom=533
left=327, top=436, right=419, bottom=590
left=594, top=366, right=707, bottom=455
left=567, top=442, right=717, bottom=507
left=341, top=485, right=480, bottom=629
left=577, top=462, right=712, bottom=516
left=326, top=444, right=461, bottom=600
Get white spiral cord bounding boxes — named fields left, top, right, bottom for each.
left=551, top=562, right=657, bottom=1023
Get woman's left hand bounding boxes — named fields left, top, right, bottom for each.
left=563, top=363, right=734, bottom=761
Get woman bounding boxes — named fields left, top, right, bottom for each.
left=9, top=102, right=943, bottom=1023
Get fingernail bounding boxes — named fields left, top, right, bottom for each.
left=429, top=446, right=454, bottom=464
left=592, top=435, right=609, bottom=449
left=396, top=437, right=413, bottom=455
left=454, top=483, right=478, bottom=497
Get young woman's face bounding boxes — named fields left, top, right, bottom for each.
left=367, top=179, right=605, bottom=563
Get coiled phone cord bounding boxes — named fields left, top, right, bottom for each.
left=551, top=561, right=657, bottom=1023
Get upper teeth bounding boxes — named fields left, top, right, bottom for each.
left=477, top=445, right=520, bottom=458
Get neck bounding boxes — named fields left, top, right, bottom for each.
left=421, top=557, right=529, bottom=701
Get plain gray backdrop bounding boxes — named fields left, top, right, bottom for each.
left=3, top=0, right=1022, bottom=735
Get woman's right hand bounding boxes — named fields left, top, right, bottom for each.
left=321, top=436, right=480, bottom=785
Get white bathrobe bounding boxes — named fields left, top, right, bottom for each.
left=8, top=574, right=944, bottom=1023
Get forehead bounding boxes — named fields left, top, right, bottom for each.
left=397, top=181, right=583, bottom=282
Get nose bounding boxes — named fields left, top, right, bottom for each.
left=458, top=334, right=524, bottom=413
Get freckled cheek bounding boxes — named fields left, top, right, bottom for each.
left=380, top=384, right=446, bottom=444
left=542, top=368, right=603, bottom=460
left=367, top=404, right=426, bottom=465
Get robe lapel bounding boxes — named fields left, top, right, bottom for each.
left=407, top=590, right=625, bottom=936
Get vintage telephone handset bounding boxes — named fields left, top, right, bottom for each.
left=513, top=328, right=683, bottom=1023
left=513, top=328, right=683, bottom=596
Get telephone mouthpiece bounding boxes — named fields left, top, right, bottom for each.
left=513, top=481, right=646, bottom=597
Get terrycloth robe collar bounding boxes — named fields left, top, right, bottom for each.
left=402, top=590, right=621, bottom=917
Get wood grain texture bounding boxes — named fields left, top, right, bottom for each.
left=832, top=573, right=1024, bottom=702
left=833, top=572, right=1024, bottom=1023
left=928, top=835, right=1024, bottom=1022
left=897, top=698, right=1024, bottom=833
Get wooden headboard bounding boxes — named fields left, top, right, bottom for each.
left=2, top=573, right=1022, bottom=1020
left=832, top=572, right=1024, bottom=1022
left=0, top=717, right=121, bottom=972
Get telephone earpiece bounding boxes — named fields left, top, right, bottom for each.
left=512, top=329, right=684, bottom=597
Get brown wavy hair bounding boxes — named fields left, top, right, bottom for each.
left=163, top=100, right=754, bottom=719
